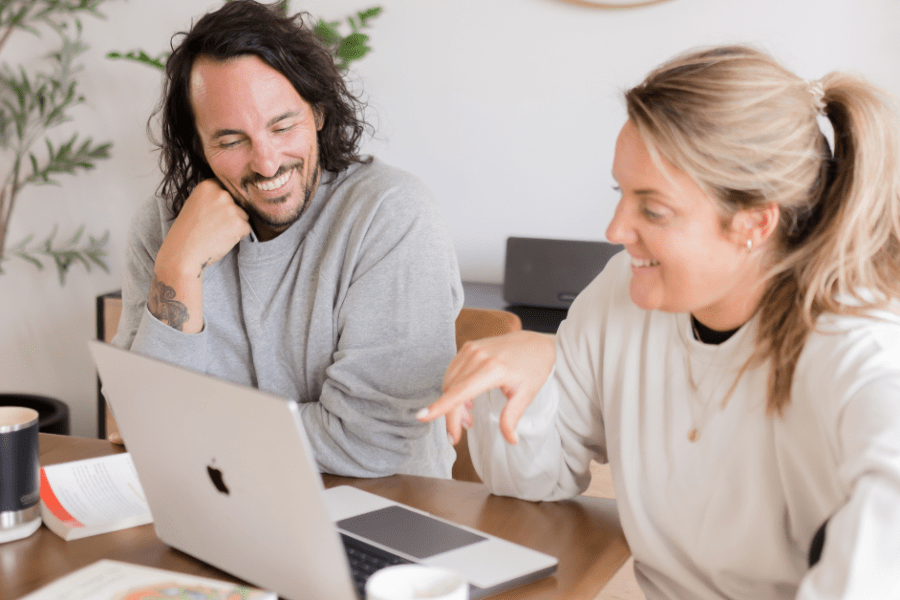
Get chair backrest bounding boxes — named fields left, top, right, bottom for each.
left=451, top=307, right=522, bottom=483
left=98, top=293, right=123, bottom=443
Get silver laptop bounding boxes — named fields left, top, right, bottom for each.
left=89, top=341, right=557, bottom=600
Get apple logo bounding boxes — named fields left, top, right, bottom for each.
left=207, top=461, right=229, bottom=495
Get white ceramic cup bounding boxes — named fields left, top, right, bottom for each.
left=366, top=565, right=468, bottom=600
left=0, top=406, right=42, bottom=543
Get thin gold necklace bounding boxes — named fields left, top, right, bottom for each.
left=684, top=317, right=742, bottom=442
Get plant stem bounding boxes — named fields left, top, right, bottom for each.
left=0, top=188, right=7, bottom=266
left=0, top=168, right=21, bottom=266
left=0, top=24, right=16, bottom=56
left=0, top=2, right=31, bottom=265
left=0, top=0, right=36, bottom=56
left=0, top=1, right=113, bottom=280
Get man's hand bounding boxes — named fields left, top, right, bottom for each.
left=149, top=180, right=251, bottom=333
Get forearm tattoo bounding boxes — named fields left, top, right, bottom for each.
left=149, top=273, right=190, bottom=331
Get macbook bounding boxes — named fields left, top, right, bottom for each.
left=89, top=341, right=557, bottom=600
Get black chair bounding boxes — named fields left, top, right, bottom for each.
left=0, top=394, right=70, bottom=435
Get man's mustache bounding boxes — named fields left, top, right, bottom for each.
left=241, top=161, right=303, bottom=190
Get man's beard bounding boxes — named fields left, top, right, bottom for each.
left=235, top=156, right=321, bottom=236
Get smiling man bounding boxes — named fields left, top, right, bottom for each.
left=111, top=0, right=463, bottom=479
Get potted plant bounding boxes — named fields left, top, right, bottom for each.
left=0, top=0, right=121, bottom=435
left=0, top=0, right=116, bottom=285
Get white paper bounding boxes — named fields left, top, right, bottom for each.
left=19, top=559, right=276, bottom=600
left=41, top=453, right=150, bottom=527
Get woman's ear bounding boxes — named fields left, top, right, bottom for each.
left=733, top=203, right=780, bottom=250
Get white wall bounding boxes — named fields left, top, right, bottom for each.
left=2, top=0, right=898, bottom=437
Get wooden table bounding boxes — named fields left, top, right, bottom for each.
left=1, top=434, right=630, bottom=599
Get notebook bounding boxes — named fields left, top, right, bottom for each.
left=88, top=341, right=557, bottom=600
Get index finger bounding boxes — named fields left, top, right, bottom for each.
left=417, top=364, right=505, bottom=423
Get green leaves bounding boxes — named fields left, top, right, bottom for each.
left=24, top=133, right=111, bottom=186
left=0, top=38, right=85, bottom=148
left=4, top=225, right=109, bottom=284
left=0, top=0, right=114, bottom=283
left=313, top=19, right=342, bottom=46
left=337, top=33, right=370, bottom=65
left=357, top=7, right=382, bottom=27
left=106, top=49, right=169, bottom=71
left=313, top=7, right=382, bottom=71
left=1, top=1, right=109, bottom=41
left=109, top=4, right=384, bottom=75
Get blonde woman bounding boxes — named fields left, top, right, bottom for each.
left=421, top=46, right=900, bottom=599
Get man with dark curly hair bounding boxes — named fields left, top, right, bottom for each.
left=111, top=0, right=463, bottom=478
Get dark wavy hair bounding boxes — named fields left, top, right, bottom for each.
left=153, top=0, right=370, bottom=215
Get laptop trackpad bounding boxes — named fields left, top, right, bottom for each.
left=325, top=485, right=557, bottom=591
left=338, top=506, right=487, bottom=559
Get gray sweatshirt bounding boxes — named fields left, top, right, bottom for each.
left=112, top=158, right=463, bottom=478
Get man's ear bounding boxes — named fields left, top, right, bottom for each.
left=314, top=106, right=324, bottom=131
left=733, top=203, right=780, bottom=249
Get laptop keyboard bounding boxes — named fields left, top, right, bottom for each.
left=341, top=533, right=413, bottom=598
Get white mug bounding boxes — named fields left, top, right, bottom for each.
left=366, top=565, right=468, bottom=600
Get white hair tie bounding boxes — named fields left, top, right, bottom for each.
left=807, top=80, right=827, bottom=115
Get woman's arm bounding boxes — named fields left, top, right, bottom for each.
left=420, top=265, right=616, bottom=500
